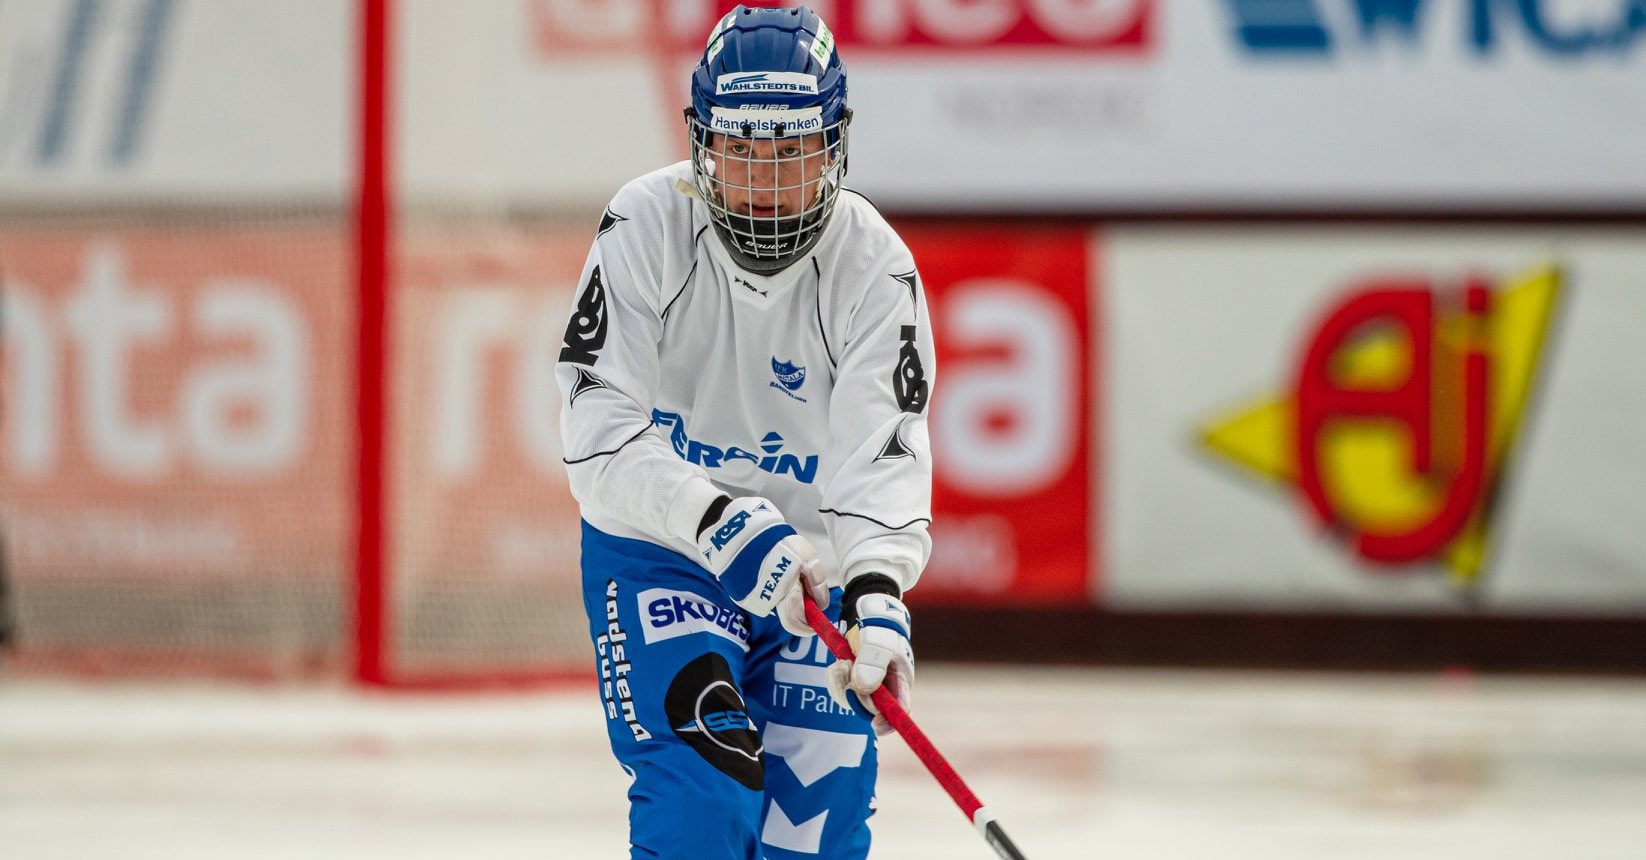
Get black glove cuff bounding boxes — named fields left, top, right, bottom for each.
left=695, top=495, right=733, bottom=539
left=840, top=573, right=901, bottom=628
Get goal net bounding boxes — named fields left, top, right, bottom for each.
left=0, top=0, right=681, bottom=685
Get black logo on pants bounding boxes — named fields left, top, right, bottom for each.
left=665, top=653, right=764, bottom=790
left=559, top=265, right=608, bottom=366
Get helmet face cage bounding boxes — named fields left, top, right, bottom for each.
left=687, top=5, right=849, bottom=274
left=688, top=114, right=848, bottom=273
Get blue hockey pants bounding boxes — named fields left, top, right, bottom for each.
left=580, top=521, right=878, bottom=860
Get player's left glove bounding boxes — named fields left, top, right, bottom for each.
left=826, top=574, right=913, bottom=737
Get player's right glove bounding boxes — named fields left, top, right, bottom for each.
left=826, top=574, right=914, bottom=737
left=696, top=496, right=829, bottom=638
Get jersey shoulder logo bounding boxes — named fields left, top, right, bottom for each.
left=875, top=418, right=915, bottom=462
left=596, top=208, right=627, bottom=238
left=559, top=265, right=608, bottom=366
left=892, top=270, right=919, bottom=310
left=568, top=366, right=609, bottom=406
left=894, top=325, right=928, bottom=414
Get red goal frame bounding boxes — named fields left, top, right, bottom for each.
left=353, top=0, right=392, bottom=686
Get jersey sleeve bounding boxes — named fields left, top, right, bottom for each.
left=556, top=198, right=723, bottom=551
left=820, top=253, right=936, bottom=594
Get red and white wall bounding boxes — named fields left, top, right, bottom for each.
left=920, top=222, right=1646, bottom=613
left=3, top=0, right=1644, bottom=645
left=8, top=221, right=1643, bottom=621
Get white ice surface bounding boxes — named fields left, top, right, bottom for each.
left=3, top=666, right=1644, bottom=859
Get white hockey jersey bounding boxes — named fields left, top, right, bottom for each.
left=556, top=161, right=934, bottom=592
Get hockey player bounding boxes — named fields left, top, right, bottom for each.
left=556, top=6, right=932, bottom=858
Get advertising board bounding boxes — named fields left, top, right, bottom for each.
left=1103, top=226, right=1646, bottom=611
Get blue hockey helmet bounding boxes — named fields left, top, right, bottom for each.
left=687, top=5, right=850, bottom=274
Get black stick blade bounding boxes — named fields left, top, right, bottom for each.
left=984, top=820, right=1028, bottom=860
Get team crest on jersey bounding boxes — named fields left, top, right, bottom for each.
left=770, top=357, right=808, bottom=402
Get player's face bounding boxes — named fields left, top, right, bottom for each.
left=709, top=133, right=831, bottom=218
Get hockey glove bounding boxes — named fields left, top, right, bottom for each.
left=826, top=574, right=914, bottom=737
left=696, top=496, right=829, bottom=638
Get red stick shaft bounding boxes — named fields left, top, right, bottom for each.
left=802, top=595, right=984, bottom=819
left=803, top=593, right=1030, bottom=860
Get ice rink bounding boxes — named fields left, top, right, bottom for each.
left=4, top=665, right=1644, bottom=859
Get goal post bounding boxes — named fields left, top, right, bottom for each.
left=354, top=0, right=391, bottom=687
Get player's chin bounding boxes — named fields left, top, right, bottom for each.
left=726, top=211, right=802, bottom=232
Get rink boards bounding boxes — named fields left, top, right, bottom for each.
left=4, top=220, right=1643, bottom=620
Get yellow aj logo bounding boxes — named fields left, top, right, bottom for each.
left=1197, top=263, right=1562, bottom=588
